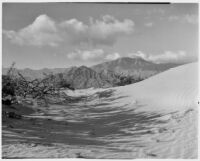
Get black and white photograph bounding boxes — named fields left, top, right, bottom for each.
left=1, top=1, right=199, bottom=159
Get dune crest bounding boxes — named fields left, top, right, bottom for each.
left=116, top=62, right=198, bottom=113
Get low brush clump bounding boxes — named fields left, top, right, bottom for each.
left=2, top=62, right=74, bottom=109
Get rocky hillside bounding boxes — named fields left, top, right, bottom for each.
left=54, top=66, right=111, bottom=89
left=92, top=57, right=180, bottom=79
left=2, top=57, right=182, bottom=89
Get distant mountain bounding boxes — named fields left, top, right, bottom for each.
left=2, top=57, right=182, bottom=89
left=54, top=66, right=112, bottom=89
left=92, top=57, right=181, bottom=80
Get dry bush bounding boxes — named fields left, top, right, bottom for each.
left=2, top=63, right=74, bottom=106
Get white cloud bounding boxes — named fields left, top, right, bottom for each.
left=60, top=15, right=134, bottom=46
left=169, top=14, right=198, bottom=24
left=184, top=14, right=198, bottom=24
left=105, top=52, right=121, bottom=60
left=3, top=15, right=62, bottom=47
left=67, top=49, right=105, bottom=61
left=67, top=49, right=122, bottom=61
left=3, top=14, right=134, bottom=47
left=128, top=50, right=186, bottom=63
left=88, top=15, right=134, bottom=46
left=60, top=18, right=88, bottom=33
left=144, top=22, right=153, bottom=27
left=128, top=51, right=147, bottom=60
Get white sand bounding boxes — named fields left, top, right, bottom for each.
left=105, top=62, right=198, bottom=158
left=116, top=62, right=198, bottom=113
left=2, top=62, right=198, bottom=158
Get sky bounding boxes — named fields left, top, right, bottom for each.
left=2, top=3, right=199, bottom=69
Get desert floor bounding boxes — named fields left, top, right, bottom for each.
left=2, top=63, right=198, bottom=159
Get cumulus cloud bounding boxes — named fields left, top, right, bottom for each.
left=3, top=15, right=62, bottom=47
left=88, top=15, right=134, bottom=46
left=3, top=14, right=134, bottom=47
left=67, top=49, right=105, bottom=61
left=128, top=50, right=186, bottom=63
left=169, top=14, right=198, bottom=24
left=66, top=48, right=122, bottom=61
left=105, top=52, right=121, bottom=60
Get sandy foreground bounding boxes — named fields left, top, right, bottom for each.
left=2, top=62, right=198, bottom=159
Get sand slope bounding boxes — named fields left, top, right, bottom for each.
left=2, top=62, right=198, bottom=159
left=116, top=62, right=198, bottom=113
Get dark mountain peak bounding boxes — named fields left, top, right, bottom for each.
left=92, top=57, right=153, bottom=69
left=92, top=56, right=154, bottom=72
left=91, top=56, right=180, bottom=81
left=77, top=65, right=90, bottom=70
left=116, top=56, right=152, bottom=64
left=74, top=66, right=95, bottom=74
left=59, top=65, right=111, bottom=89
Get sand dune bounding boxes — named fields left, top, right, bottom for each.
left=116, top=62, right=198, bottom=113
left=2, top=62, right=198, bottom=158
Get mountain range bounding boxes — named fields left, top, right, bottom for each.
left=2, top=57, right=182, bottom=89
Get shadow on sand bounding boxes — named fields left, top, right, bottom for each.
left=2, top=89, right=168, bottom=157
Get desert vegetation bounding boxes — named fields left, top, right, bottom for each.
left=2, top=63, right=74, bottom=107
left=113, top=73, right=143, bottom=86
